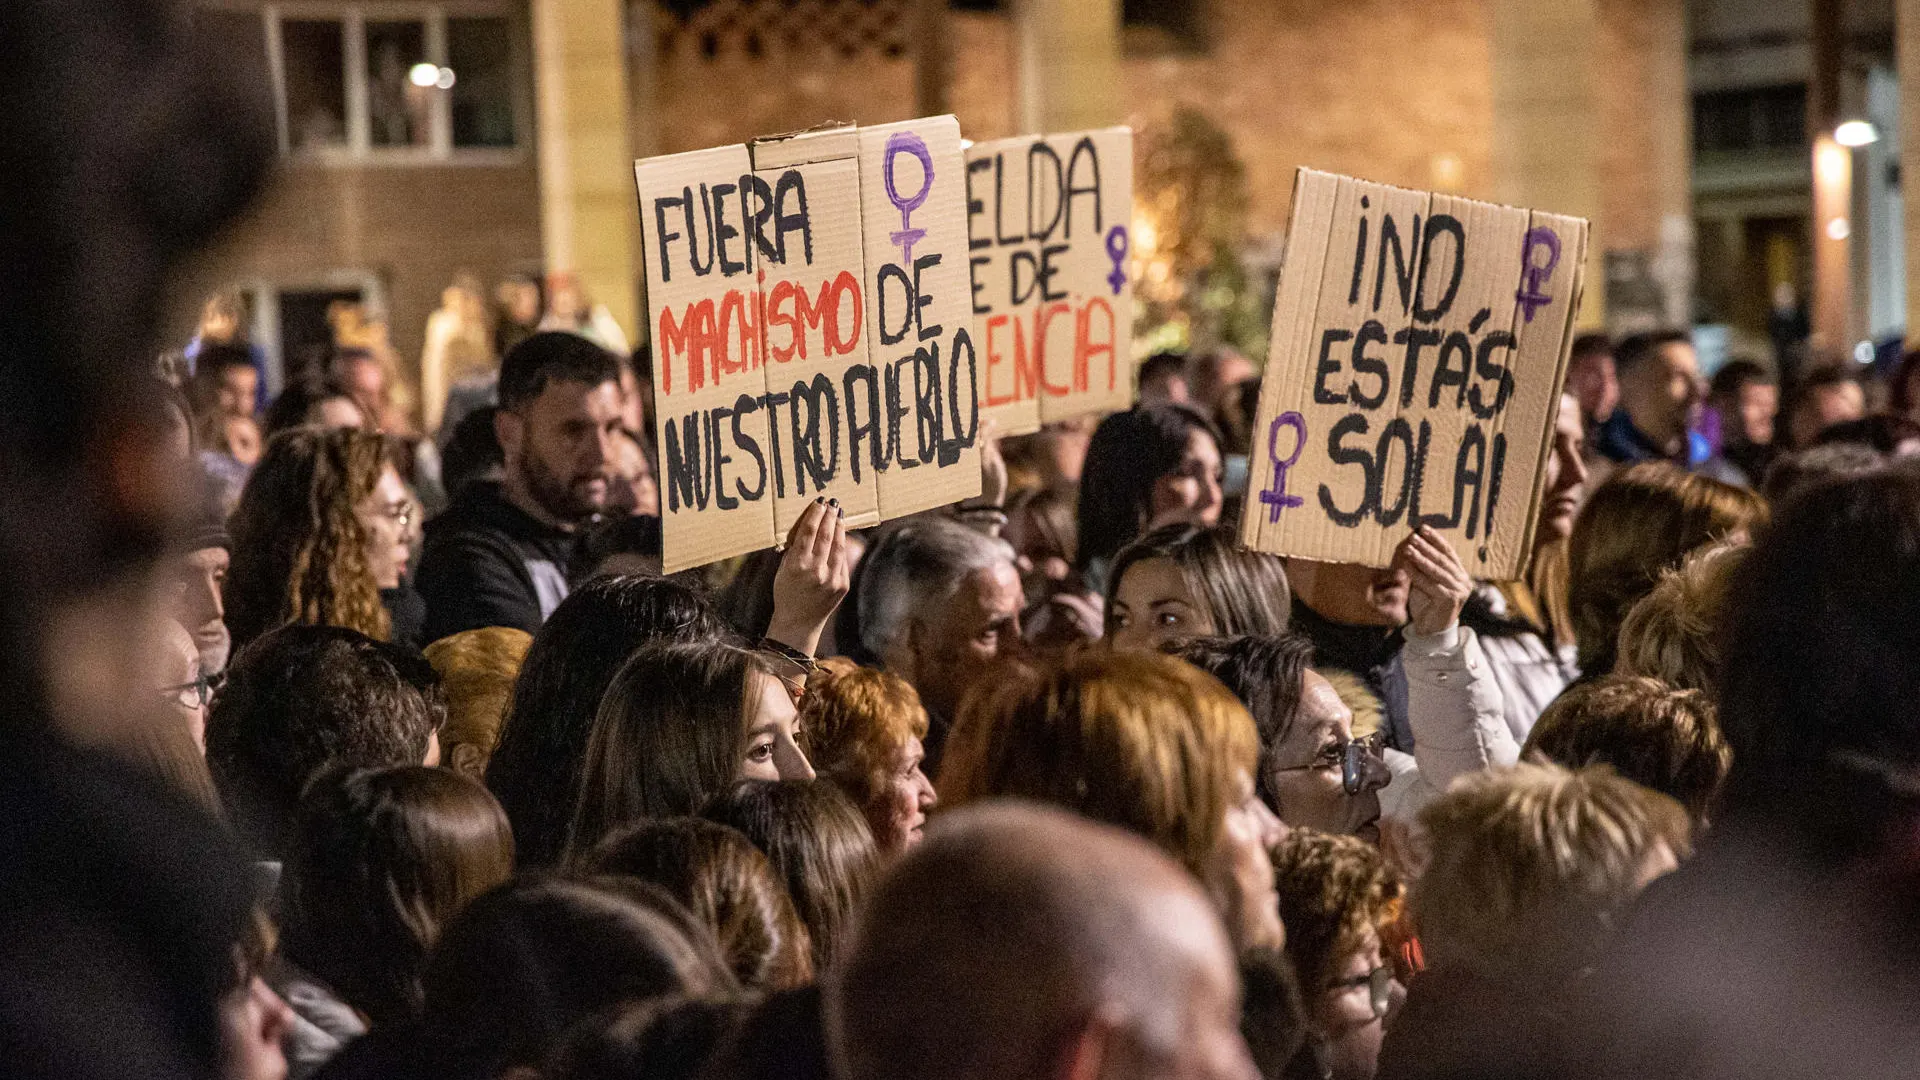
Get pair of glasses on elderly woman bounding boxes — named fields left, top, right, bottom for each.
left=1330, top=965, right=1395, bottom=1022
left=1274, top=730, right=1389, bottom=796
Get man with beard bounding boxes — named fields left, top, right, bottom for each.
left=418, top=332, right=623, bottom=640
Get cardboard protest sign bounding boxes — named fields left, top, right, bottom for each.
left=636, top=116, right=981, bottom=573
left=859, top=117, right=982, bottom=520
left=1240, top=169, right=1588, bottom=581
left=964, top=127, right=1134, bottom=436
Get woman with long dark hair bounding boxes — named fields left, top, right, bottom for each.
left=1075, top=402, right=1226, bottom=593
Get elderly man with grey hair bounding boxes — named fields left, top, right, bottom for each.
left=841, top=516, right=1022, bottom=774
left=830, top=802, right=1260, bottom=1080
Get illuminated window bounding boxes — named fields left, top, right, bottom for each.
left=212, top=4, right=524, bottom=162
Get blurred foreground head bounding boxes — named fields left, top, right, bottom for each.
left=0, top=4, right=273, bottom=1080
left=0, top=0, right=272, bottom=716
left=830, top=802, right=1258, bottom=1080
left=1720, top=461, right=1920, bottom=854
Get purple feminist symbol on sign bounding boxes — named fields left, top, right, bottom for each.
left=884, top=132, right=934, bottom=266
left=1258, top=412, right=1307, bottom=523
left=1105, top=225, right=1130, bottom=294
left=1514, top=227, right=1561, bottom=323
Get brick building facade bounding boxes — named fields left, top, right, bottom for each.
left=171, top=0, right=1686, bottom=418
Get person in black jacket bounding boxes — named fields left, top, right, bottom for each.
left=417, top=332, right=624, bottom=641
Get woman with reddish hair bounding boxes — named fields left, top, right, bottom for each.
left=797, top=659, right=937, bottom=854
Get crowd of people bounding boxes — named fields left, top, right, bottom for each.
left=9, top=12, right=1920, bottom=1080
left=99, top=304, right=1920, bottom=1080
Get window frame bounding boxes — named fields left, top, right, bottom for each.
left=260, top=1, right=529, bottom=166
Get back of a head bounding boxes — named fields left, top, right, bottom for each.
left=206, top=624, right=442, bottom=857
left=698, top=986, right=831, bottom=1080
left=940, top=649, right=1257, bottom=879
left=439, top=404, right=504, bottom=499
left=1413, top=762, right=1691, bottom=980
left=703, top=780, right=880, bottom=972
left=565, top=640, right=770, bottom=860
left=1614, top=544, right=1746, bottom=696
left=1718, top=463, right=1920, bottom=850
left=487, top=575, right=732, bottom=868
left=1172, top=634, right=1316, bottom=808
left=421, top=875, right=736, bottom=1080
left=262, top=369, right=355, bottom=438
left=1523, top=675, right=1729, bottom=822
left=283, top=765, right=515, bottom=1027
left=1762, top=442, right=1885, bottom=506
left=830, top=803, right=1233, bottom=1080
left=423, top=627, right=532, bottom=778
left=1078, top=402, right=1224, bottom=573
left=497, top=331, right=620, bottom=411
left=584, top=817, right=812, bottom=991
left=1108, top=524, right=1291, bottom=639
left=1813, top=412, right=1920, bottom=456
left=225, top=425, right=395, bottom=651
left=1269, top=832, right=1400, bottom=995
left=1568, top=462, right=1765, bottom=674
left=850, top=518, right=1015, bottom=667
left=541, top=995, right=754, bottom=1080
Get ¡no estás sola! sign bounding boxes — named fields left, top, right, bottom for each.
left=964, top=127, right=1135, bottom=436
left=635, top=116, right=982, bottom=573
left=1240, top=169, right=1588, bottom=581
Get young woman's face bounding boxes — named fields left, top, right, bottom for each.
left=1148, top=428, right=1224, bottom=530
left=1314, top=931, right=1402, bottom=1080
left=356, top=465, right=413, bottom=590
left=740, top=674, right=816, bottom=783
left=870, top=734, right=937, bottom=853
left=1108, top=557, right=1214, bottom=653
left=1265, top=670, right=1387, bottom=843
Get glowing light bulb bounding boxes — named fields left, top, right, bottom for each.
left=408, top=62, right=439, bottom=88
left=1827, top=217, right=1851, bottom=241
left=1835, top=120, right=1879, bottom=148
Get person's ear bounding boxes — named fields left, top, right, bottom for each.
left=494, top=408, right=525, bottom=463
left=449, top=741, right=485, bottom=779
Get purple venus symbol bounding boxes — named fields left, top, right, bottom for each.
left=884, top=132, right=934, bottom=266
left=1514, top=227, right=1561, bottom=323
left=1105, top=225, right=1130, bottom=294
left=1258, top=412, right=1307, bottom=523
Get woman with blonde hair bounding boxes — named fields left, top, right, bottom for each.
left=796, top=658, right=937, bottom=854
left=940, top=649, right=1286, bottom=951
left=225, top=427, right=416, bottom=653
left=1614, top=543, right=1747, bottom=696
left=1567, top=462, right=1765, bottom=678
left=423, top=627, right=532, bottom=780
left=1374, top=762, right=1691, bottom=1080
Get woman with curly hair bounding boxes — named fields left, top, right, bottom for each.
left=225, top=426, right=416, bottom=654
left=1271, top=831, right=1405, bottom=1080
